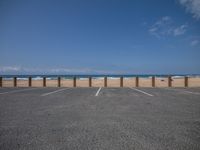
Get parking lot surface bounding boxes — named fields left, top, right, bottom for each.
left=0, top=87, right=200, bottom=150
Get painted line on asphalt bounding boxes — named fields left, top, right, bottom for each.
left=164, top=88, right=200, bottom=95
left=183, top=90, right=200, bottom=95
left=129, top=87, right=154, bottom=96
left=0, top=88, right=39, bottom=95
left=95, top=87, right=102, bottom=96
left=41, top=88, right=70, bottom=96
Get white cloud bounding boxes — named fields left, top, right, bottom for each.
left=49, top=68, right=92, bottom=74
left=0, top=66, right=119, bottom=74
left=162, top=16, right=171, bottom=21
left=42, top=68, right=119, bottom=74
left=173, top=24, right=187, bottom=36
left=191, top=39, right=199, bottom=46
left=149, top=16, right=187, bottom=38
left=149, top=16, right=173, bottom=38
left=0, top=66, right=22, bottom=72
left=178, top=0, right=200, bottom=20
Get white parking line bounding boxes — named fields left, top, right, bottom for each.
left=164, top=88, right=200, bottom=95
left=41, top=88, right=70, bottom=96
left=129, top=87, right=154, bottom=96
left=95, top=87, right=102, bottom=96
left=183, top=90, right=200, bottom=95
left=0, top=88, right=39, bottom=95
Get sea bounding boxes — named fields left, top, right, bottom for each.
left=0, top=74, right=200, bottom=80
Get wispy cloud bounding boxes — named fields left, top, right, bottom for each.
left=46, top=68, right=119, bottom=74
left=0, top=66, right=22, bottom=72
left=191, top=39, right=199, bottom=46
left=0, top=66, right=120, bottom=74
left=149, top=16, right=188, bottom=38
left=173, top=24, right=187, bottom=36
left=149, top=16, right=173, bottom=38
left=178, top=0, right=200, bottom=20
left=48, top=68, right=92, bottom=74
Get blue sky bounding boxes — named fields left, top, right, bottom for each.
left=0, top=0, right=200, bottom=75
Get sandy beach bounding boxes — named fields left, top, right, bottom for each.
left=76, top=79, right=89, bottom=87
left=92, top=78, right=104, bottom=87
left=188, top=77, right=200, bottom=87
left=107, top=78, right=120, bottom=87
left=155, top=78, right=168, bottom=87
left=1, top=77, right=200, bottom=87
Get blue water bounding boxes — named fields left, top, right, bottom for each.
left=0, top=74, right=199, bottom=80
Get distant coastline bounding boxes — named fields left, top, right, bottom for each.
left=1, top=74, right=200, bottom=80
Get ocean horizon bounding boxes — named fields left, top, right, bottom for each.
left=1, top=74, right=200, bottom=80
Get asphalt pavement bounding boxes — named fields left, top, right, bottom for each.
left=0, top=87, right=200, bottom=150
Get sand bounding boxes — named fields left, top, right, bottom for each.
left=1, top=77, right=200, bottom=87
left=138, top=78, right=152, bottom=87
left=17, top=80, right=29, bottom=87
left=171, top=78, right=185, bottom=87
left=2, top=80, right=14, bottom=87
left=188, top=77, right=200, bottom=87
left=155, top=78, right=168, bottom=87
left=46, top=79, right=58, bottom=87
left=60, top=79, right=73, bottom=87
left=32, top=80, right=43, bottom=87
left=107, top=78, right=120, bottom=87
left=92, top=78, right=104, bottom=87
left=76, top=79, right=89, bottom=87
left=123, top=78, right=136, bottom=87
